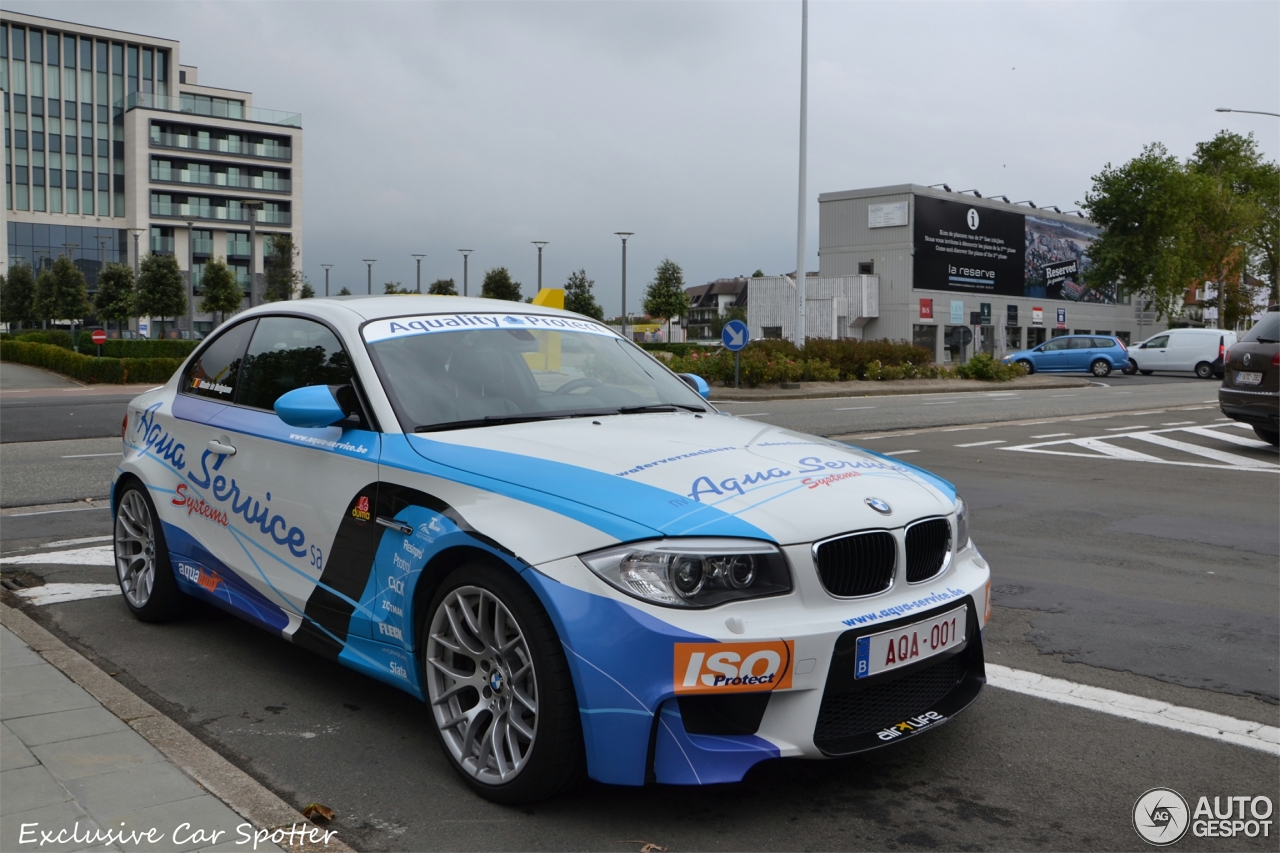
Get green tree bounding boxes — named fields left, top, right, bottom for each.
left=198, top=257, right=243, bottom=325
left=427, top=278, right=458, bottom=296
left=136, top=252, right=188, bottom=339
left=45, top=255, right=93, bottom=349
left=563, top=269, right=604, bottom=320
left=94, top=263, right=136, bottom=338
left=337, top=286, right=352, bottom=296
left=1251, top=161, right=1279, bottom=306
left=0, top=261, right=37, bottom=329
left=711, top=305, right=748, bottom=339
left=33, top=268, right=55, bottom=329
left=642, top=258, right=689, bottom=340
left=299, top=280, right=316, bottom=299
left=481, top=267, right=523, bottom=302
left=752, top=269, right=765, bottom=277
left=383, top=281, right=411, bottom=294
left=263, top=234, right=299, bottom=302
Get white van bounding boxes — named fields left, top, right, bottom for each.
left=1127, top=328, right=1238, bottom=378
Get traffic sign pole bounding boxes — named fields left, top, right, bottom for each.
left=721, top=319, right=750, bottom=390
left=735, top=351, right=740, bottom=389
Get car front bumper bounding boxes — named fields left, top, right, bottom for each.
left=528, top=543, right=992, bottom=785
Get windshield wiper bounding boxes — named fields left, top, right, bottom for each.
left=414, top=414, right=578, bottom=433
left=616, top=403, right=706, bottom=414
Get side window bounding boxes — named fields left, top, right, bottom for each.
left=1043, top=338, right=1068, bottom=351
left=1092, top=338, right=1113, bottom=348
left=1067, top=337, right=1092, bottom=349
left=235, top=316, right=355, bottom=412
left=1145, top=335, right=1169, bottom=348
left=180, top=320, right=256, bottom=401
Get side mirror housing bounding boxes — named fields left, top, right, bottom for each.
left=677, top=373, right=711, bottom=400
left=275, top=385, right=349, bottom=428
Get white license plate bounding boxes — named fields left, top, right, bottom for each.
left=1236, top=371, right=1263, bottom=386
left=854, top=606, right=966, bottom=679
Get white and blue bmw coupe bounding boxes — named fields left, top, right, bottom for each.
left=114, top=296, right=991, bottom=802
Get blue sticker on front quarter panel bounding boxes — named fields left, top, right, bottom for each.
left=845, top=443, right=957, bottom=502
left=386, top=434, right=773, bottom=543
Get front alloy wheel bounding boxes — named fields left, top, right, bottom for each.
left=114, top=483, right=183, bottom=621
left=423, top=564, right=583, bottom=803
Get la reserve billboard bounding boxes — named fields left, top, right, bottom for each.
left=912, top=195, right=1110, bottom=303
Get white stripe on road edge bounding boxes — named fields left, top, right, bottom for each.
left=835, top=406, right=876, bottom=411
left=954, top=440, right=1006, bottom=448
left=11, top=535, right=112, bottom=551
left=0, top=546, right=114, bottom=566
left=1030, top=433, right=1073, bottom=439
left=1105, top=425, right=1147, bottom=430
left=986, top=664, right=1280, bottom=755
left=15, top=583, right=120, bottom=606
left=61, top=452, right=123, bottom=459
left=883, top=450, right=919, bottom=455
left=4, top=506, right=109, bottom=517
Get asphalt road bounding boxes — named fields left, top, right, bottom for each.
left=2, top=376, right=1277, bottom=851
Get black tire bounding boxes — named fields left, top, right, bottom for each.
left=1090, top=359, right=1112, bottom=378
left=419, top=561, right=584, bottom=804
left=1140, top=369, right=1154, bottom=376
left=1122, top=361, right=1137, bottom=375
left=1017, top=359, right=1035, bottom=375
left=1253, top=426, right=1280, bottom=446
left=1195, top=362, right=1214, bottom=379
left=112, top=481, right=185, bottom=622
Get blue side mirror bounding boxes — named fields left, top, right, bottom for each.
left=274, top=385, right=348, bottom=428
left=677, top=373, right=711, bottom=400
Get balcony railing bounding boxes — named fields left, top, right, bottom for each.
left=124, top=92, right=301, bottom=127
left=192, top=239, right=214, bottom=254
left=150, top=168, right=291, bottom=193
left=151, top=202, right=291, bottom=226
left=150, top=132, right=292, bottom=162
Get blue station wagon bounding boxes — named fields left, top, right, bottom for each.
left=1002, top=335, right=1129, bottom=378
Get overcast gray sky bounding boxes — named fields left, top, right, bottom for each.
left=18, top=1, right=1280, bottom=313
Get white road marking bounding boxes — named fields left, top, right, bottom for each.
left=1127, top=411, right=1165, bottom=415
left=1023, top=421, right=1050, bottom=425
left=15, top=583, right=121, bottom=607
left=60, top=452, right=122, bottom=459
left=835, top=406, right=875, bottom=411
left=955, top=440, right=1006, bottom=448
left=1070, top=416, right=1112, bottom=421
left=1030, top=432, right=1073, bottom=439
left=882, top=450, right=919, bottom=455
left=1161, top=421, right=1196, bottom=426
left=1105, top=425, right=1147, bottom=431
left=16, top=535, right=112, bottom=551
left=922, top=401, right=955, bottom=405
left=0, top=545, right=115, bottom=566
left=943, top=427, right=987, bottom=432
left=737, top=413, right=772, bottom=417
left=1180, top=426, right=1273, bottom=449
left=987, top=664, right=1280, bottom=755
left=1003, top=424, right=1279, bottom=472
left=3, top=506, right=110, bottom=517
left=1128, top=432, right=1278, bottom=468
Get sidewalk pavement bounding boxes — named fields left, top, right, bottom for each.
left=1, top=605, right=349, bottom=853
left=704, top=374, right=1092, bottom=402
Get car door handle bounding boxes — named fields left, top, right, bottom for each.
left=375, top=517, right=413, bottom=535
left=207, top=441, right=237, bottom=456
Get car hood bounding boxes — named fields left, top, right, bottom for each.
left=394, top=413, right=955, bottom=545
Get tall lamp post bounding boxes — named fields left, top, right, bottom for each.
left=793, top=0, right=809, bottom=348
left=185, top=222, right=196, bottom=338
left=63, top=243, right=80, bottom=350
left=1216, top=107, right=1280, bottom=118
left=459, top=249, right=473, bottom=296
left=128, top=229, right=145, bottom=338
left=363, top=259, right=376, bottom=295
left=615, top=232, right=633, bottom=340
left=321, top=264, right=333, bottom=297
left=532, top=242, right=548, bottom=291
left=242, top=200, right=262, bottom=307
left=412, top=254, right=425, bottom=293
left=97, top=236, right=113, bottom=343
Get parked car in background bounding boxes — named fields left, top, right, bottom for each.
left=1001, top=335, right=1129, bottom=377
left=1219, top=306, right=1279, bottom=445
left=1126, top=328, right=1238, bottom=379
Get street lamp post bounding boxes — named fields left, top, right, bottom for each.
left=363, top=260, right=376, bottom=295
left=793, top=0, right=809, bottom=348
left=185, top=222, right=196, bottom=339
left=321, top=264, right=333, bottom=297
left=532, top=242, right=548, bottom=291
left=128, top=229, right=145, bottom=339
left=64, top=243, right=80, bottom=350
left=1216, top=107, right=1280, bottom=118
left=459, top=249, right=473, bottom=296
left=615, top=232, right=633, bottom=340
left=242, top=200, right=262, bottom=307
left=412, top=254, right=425, bottom=293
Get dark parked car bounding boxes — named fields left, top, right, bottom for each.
left=1219, top=306, right=1279, bottom=446
left=1002, top=335, right=1130, bottom=377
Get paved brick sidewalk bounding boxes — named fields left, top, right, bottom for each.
left=0, top=610, right=347, bottom=853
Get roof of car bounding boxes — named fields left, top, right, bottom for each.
left=228, top=295, right=605, bottom=332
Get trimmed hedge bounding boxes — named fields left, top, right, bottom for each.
left=75, top=333, right=199, bottom=359
left=0, top=341, right=183, bottom=384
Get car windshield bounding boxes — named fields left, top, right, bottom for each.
left=1240, top=312, right=1279, bottom=344
left=363, top=312, right=708, bottom=432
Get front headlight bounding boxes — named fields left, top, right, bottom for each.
left=954, top=494, right=970, bottom=550
left=581, top=538, right=791, bottom=608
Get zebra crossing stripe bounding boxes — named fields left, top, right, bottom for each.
left=1003, top=424, right=1279, bottom=472
left=1127, top=432, right=1278, bottom=469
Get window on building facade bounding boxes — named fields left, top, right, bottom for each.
left=858, top=261, right=874, bottom=275
left=761, top=326, right=783, bottom=340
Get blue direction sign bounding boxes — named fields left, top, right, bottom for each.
left=722, top=319, right=750, bottom=352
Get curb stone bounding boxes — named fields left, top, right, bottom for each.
left=0, top=603, right=355, bottom=853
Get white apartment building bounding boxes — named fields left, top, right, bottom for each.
left=2, top=11, right=302, bottom=337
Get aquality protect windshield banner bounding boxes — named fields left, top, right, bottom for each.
left=362, top=313, right=618, bottom=343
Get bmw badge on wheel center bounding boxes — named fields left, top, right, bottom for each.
left=113, top=296, right=991, bottom=803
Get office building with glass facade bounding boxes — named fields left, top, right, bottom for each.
left=2, top=11, right=302, bottom=336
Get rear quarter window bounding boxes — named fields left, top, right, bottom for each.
left=1240, top=312, right=1280, bottom=343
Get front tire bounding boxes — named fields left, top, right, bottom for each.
left=1253, top=425, right=1280, bottom=446
left=421, top=562, right=584, bottom=803
left=1090, top=359, right=1112, bottom=378
left=1017, top=359, right=1035, bottom=375
left=1195, top=361, right=1214, bottom=379
left=1122, top=361, right=1137, bottom=375
left=113, top=482, right=184, bottom=622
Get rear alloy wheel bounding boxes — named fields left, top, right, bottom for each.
left=1090, top=359, right=1112, bottom=378
left=1253, top=426, right=1280, bottom=446
left=1017, top=360, right=1035, bottom=375
left=113, top=483, right=183, bottom=622
left=422, top=563, right=583, bottom=803
left=1195, top=361, right=1214, bottom=379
